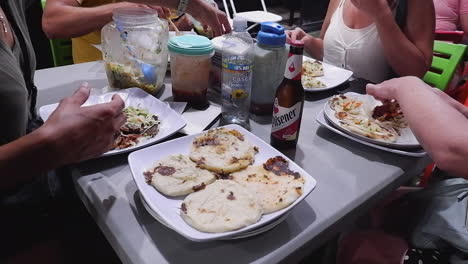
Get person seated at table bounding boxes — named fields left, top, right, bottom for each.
left=42, top=0, right=230, bottom=64
left=434, top=0, right=468, bottom=42
left=336, top=76, right=468, bottom=264
left=287, top=0, right=435, bottom=83
left=1, top=0, right=229, bottom=261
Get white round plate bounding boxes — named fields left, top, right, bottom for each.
left=302, top=57, right=353, bottom=92
left=139, top=192, right=290, bottom=240
left=323, top=92, right=421, bottom=149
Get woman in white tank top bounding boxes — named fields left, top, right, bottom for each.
left=287, top=0, right=435, bottom=83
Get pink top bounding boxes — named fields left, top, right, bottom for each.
left=435, top=0, right=468, bottom=31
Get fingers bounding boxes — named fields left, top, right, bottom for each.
left=286, top=30, right=293, bottom=44
left=210, top=12, right=223, bottom=37
left=108, top=94, right=125, bottom=115
left=218, top=12, right=231, bottom=33
left=290, top=28, right=305, bottom=42
left=114, top=112, right=127, bottom=131
left=61, top=82, right=91, bottom=107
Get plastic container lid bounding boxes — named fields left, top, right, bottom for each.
left=257, top=22, right=286, bottom=47
left=168, top=35, right=214, bottom=56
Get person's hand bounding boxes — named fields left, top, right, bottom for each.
left=173, top=14, right=193, bottom=31
left=366, top=76, right=425, bottom=101
left=186, top=0, right=231, bottom=36
left=350, top=0, right=394, bottom=20
left=286, top=27, right=309, bottom=44
left=148, top=5, right=171, bottom=19
left=41, top=83, right=126, bottom=164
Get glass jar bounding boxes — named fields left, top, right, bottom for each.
left=102, top=8, right=169, bottom=95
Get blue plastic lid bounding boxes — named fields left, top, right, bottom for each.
left=257, top=22, right=286, bottom=47
left=168, top=35, right=214, bottom=56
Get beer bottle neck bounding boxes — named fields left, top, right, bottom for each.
left=283, top=48, right=303, bottom=81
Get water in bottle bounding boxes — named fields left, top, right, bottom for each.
left=221, top=16, right=254, bottom=127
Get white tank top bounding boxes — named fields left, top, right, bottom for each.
left=323, top=0, right=395, bottom=83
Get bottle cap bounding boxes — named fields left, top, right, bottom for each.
left=290, top=40, right=304, bottom=47
left=257, top=22, right=286, bottom=47
left=233, top=16, right=248, bottom=32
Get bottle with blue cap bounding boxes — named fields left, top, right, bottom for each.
left=221, top=16, right=254, bottom=128
left=251, top=22, right=288, bottom=115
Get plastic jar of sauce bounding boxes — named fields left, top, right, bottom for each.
left=168, top=35, right=214, bottom=108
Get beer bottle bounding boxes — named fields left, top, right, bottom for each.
left=270, top=40, right=305, bottom=149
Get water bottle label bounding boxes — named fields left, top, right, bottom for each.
left=284, top=54, right=302, bottom=80
left=271, top=99, right=302, bottom=141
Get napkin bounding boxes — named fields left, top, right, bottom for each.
left=180, top=104, right=221, bottom=135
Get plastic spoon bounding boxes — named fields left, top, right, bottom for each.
left=115, top=23, right=157, bottom=84
left=168, top=19, right=182, bottom=36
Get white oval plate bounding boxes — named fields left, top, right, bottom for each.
left=39, top=88, right=187, bottom=157
left=128, top=124, right=317, bottom=242
left=302, top=57, right=353, bottom=92
left=139, top=192, right=290, bottom=240
left=323, top=92, right=421, bottom=149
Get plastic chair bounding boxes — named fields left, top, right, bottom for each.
left=435, top=30, right=464, bottom=44
left=41, top=0, right=73, bottom=67
left=221, top=0, right=282, bottom=30
left=423, top=41, right=467, bottom=91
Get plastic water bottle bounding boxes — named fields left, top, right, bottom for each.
left=221, top=16, right=254, bottom=127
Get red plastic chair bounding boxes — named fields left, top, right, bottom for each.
left=435, top=30, right=464, bottom=44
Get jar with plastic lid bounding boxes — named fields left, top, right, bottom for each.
left=101, top=7, right=169, bottom=95
left=168, top=35, right=214, bottom=109
left=251, top=22, right=288, bottom=115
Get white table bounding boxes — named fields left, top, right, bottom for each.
left=35, top=61, right=431, bottom=264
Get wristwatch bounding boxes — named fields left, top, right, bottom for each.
left=177, top=0, right=190, bottom=14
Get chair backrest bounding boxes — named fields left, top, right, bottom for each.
left=423, top=41, right=467, bottom=91
left=435, top=30, right=464, bottom=44
left=41, top=0, right=73, bottom=67
left=222, top=0, right=267, bottom=20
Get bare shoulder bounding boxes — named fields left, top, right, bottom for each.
left=320, top=0, right=342, bottom=38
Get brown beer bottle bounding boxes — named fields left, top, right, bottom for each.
left=270, top=40, right=305, bottom=149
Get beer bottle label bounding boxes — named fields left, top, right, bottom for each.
left=283, top=54, right=302, bottom=80
left=271, top=98, right=302, bottom=141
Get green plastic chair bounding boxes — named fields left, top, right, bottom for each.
left=423, top=40, right=467, bottom=91
left=41, top=0, right=73, bottom=67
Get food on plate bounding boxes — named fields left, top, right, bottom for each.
left=302, top=75, right=326, bottom=88
left=190, top=128, right=258, bottom=173
left=105, top=62, right=157, bottom=94
left=372, top=100, right=408, bottom=131
left=180, top=180, right=262, bottom=233
left=339, top=116, right=398, bottom=142
left=302, top=60, right=326, bottom=88
left=329, top=94, right=365, bottom=116
left=328, top=94, right=406, bottom=142
left=303, top=60, right=324, bottom=77
left=113, top=106, right=160, bottom=150
left=143, top=155, right=216, bottom=196
left=231, top=156, right=305, bottom=214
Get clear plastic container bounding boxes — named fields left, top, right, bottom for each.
left=251, top=22, right=288, bottom=115
left=168, top=35, right=214, bottom=108
left=221, top=17, right=254, bottom=128
left=101, top=8, right=169, bottom=95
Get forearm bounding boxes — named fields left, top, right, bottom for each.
left=43, top=2, right=124, bottom=39
left=129, top=0, right=177, bottom=9
left=375, top=10, right=431, bottom=78
left=0, top=128, right=61, bottom=192
left=304, top=36, right=324, bottom=60
left=394, top=79, right=468, bottom=178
